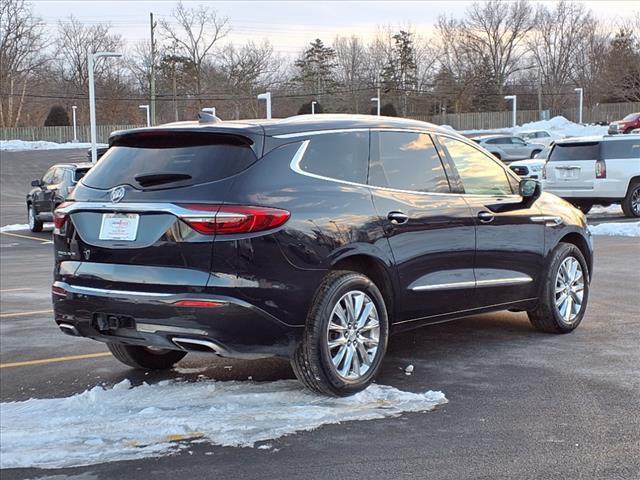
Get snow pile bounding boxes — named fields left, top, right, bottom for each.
left=589, top=221, right=640, bottom=237
left=0, top=223, right=52, bottom=232
left=0, top=140, right=92, bottom=151
left=0, top=378, right=447, bottom=469
left=588, top=205, right=623, bottom=216
left=459, top=116, right=608, bottom=138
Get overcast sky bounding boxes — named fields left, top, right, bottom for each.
left=33, top=0, right=640, bottom=56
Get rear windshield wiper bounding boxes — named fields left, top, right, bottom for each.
left=134, top=173, right=192, bottom=187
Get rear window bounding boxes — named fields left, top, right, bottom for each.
left=549, top=142, right=601, bottom=161
left=602, top=139, right=640, bottom=159
left=82, top=135, right=257, bottom=190
left=74, top=168, right=90, bottom=182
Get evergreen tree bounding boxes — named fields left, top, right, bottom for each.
left=293, top=39, right=337, bottom=98
left=43, top=105, right=70, bottom=126
left=381, top=31, right=417, bottom=116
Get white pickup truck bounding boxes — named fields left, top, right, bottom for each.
left=542, top=135, right=640, bottom=216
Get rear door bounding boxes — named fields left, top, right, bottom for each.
left=58, top=131, right=261, bottom=290
left=545, top=141, right=601, bottom=193
left=368, top=130, right=477, bottom=322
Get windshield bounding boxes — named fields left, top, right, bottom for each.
left=622, top=113, right=639, bottom=121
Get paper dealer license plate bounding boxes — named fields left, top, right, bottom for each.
left=98, top=213, right=139, bottom=241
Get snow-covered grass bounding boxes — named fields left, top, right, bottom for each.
left=0, top=378, right=447, bottom=469
left=459, top=116, right=608, bottom=139
left=589, top=221, right=640, bottom=237
left=0, top=140, right=92, bottom=151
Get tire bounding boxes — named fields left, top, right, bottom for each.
left=621, top=182, right=640, bottom=218
left=528, top=243, right=590, bottom=334
left=493, top=152, right=502, bottom=161
left=572, top=201, right=593, bottom=215
left=291, top=270, right=389, bottom=397
left=107, top=343, right=187, bottom=370
left=27, top=204, right=43, bottom=232
left=531, top=150, right=542, bottom=158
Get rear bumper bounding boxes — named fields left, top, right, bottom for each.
left=52, top=281, right=302, bottom=359
left=542, top=182, right=626, bottom=200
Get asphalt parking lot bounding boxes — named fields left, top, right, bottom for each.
left=1, top=149, right=639, bottom=479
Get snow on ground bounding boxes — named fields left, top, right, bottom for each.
left=0, top=140, right=92, bottom=151
left=589, top=204, right=623, bottom=216
left=589, top=221, right=640, bottom=237
left=0, top=223, right=53, bottom=232
left=460, top=116, right=608, bottom=138
left=0, top=378, right=447, bottom=469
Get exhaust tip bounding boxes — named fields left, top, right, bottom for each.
left=172, top=337, right=227, bottom=356
left=59, top=323, right=80, bottom=336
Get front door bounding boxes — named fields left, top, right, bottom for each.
left=368, top=130, right=476, bottom=323
left=437, top=135, right=546, bottom=307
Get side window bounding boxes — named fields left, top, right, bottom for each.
left=298, top=132, right=369, bottom=183
left=50, top=168, right=65, bottom=184
left=512, top=137, right=526, bottom=145
left=602, top=139, right=640, bottom=160
left=369, top=131, right=450, bottom=193
left=538, top=132, right=550, bottom=138
left=486, top=138, right=502, bottom=145
left=439, top=137, right=514, bottom=196
left=41, top=168, right=56, bottom=184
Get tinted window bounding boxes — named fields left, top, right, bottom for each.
left=486, top=138, right=506, bottom=145
left=82, top=138, right=257, bottom=190
left=298, top=132, right=368, bottom=183
left=602, top=139, right=640, bottom=159
left=439, top=137, right=514, bottom=195
left=369, top=132, right=449, bottom=193
left=74, top=168, right=90, bottom=182
left=512, top=137, right=526, bottom=145
left=549, top=142, right=600, bottom=161
left=41, top=168, right=56, bottom=184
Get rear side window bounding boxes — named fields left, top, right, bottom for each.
left=602, top=139, right=640, bottom=159
left=298, top=131, right=369, bottom=183
left=82, top=134, right=257, bottom=190
left=549, top=142, right=600, bottom=161
left=369, top=131, right=450, bottom=193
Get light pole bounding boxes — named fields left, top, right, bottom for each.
left=257, top=92, right=272, bottom=119
left=371, top=88, right=381, bottom=116
left=139, top=104, right=150, bottom=127
left=574, top=87, right=583, bottom=124
left=311, top=101, right=317, bottom=115
left=71, top=105, right=78, bottom=143
left=88, top=50, right=122, bottom=163
left=504, top=95, right=517, bottom=128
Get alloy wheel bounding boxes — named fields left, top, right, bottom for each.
left=554, top=256, right=585, bottom=324
left=632, top=186, right=640, bottom=216
left=327, top=290, right=380, bottom=380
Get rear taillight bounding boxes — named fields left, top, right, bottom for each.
left=173, top=300, right=225, bottom=308
left=53, top=202, right=72, bottom=231
left=177, top=204, right=290, bottom=235
left=595, top=159, right=606, bottom=179
left=52, top=285, right=67, bottom=297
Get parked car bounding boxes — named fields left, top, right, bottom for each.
left=471, top=135, right=546, bottom=162
left=52, top=115, right=593, bottom=396
left=509, top=158, right=546, bottom=180
left=518, top=130, right=558, bottom=146
left=608, top=113, right=640, bottom=134
left=542, top=134, right=640, bottom=216
left=26, top=162, right=92, bottom=232
left=86, top=143, right=109, bottom=160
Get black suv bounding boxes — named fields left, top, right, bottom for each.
left=52, top=115, right=593, bottom=396
left=27, top=162, right=92, bottom=232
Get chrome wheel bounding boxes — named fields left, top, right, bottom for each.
left=632, top=187, right=640, bottom=216
left=327, top=290, right=380, bottom=380
left=554, top=256, right=584, bottom=324
left=28, top=207, right=35, bottom=230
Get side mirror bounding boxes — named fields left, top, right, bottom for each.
left=520, top=179, right=541, bottom=205
left=31, top=179, right=43, bottom=187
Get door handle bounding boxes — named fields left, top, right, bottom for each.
left=477, top=211, right=495, bottom=224
left=387, top=211, right=409, bottom=225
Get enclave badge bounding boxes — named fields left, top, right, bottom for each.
left=110, top=186, right=125, bottom=203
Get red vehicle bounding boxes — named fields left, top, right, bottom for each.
left=608, top=112, right=640, bottom=134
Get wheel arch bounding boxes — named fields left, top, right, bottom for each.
left=330, top=253, right=397, bottom=324
left=625, top=175, right=640, bottom=193
left=557, top=232, right=593, bottom=281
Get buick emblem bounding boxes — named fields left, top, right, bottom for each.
left=110, top=186, right=125, bottom=203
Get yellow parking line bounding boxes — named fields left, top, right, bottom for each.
left=0, top=309, right=53, bottom=318
left=0, top=288, right=34, bottom=293
left=0, top=352, right=112, bottom=369
left=0, top=231, right=52, bottom=244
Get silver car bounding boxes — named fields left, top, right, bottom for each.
left=471, top=135, right=546, bottom=163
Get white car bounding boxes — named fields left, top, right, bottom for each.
left=542, top=135, right=640, bottom=216
left=509, top=158, right=546, bottom=180
left=518, top=130, right=558, bottom=146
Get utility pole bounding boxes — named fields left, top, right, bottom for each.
left=149, top=12, right=156, bottom=126
left=537, top=69, right=542, bottom=118
left=504, top=95, right=517, bottom=129
left=371, top=88, right=381, bottom=116
left=574, top=87, right=583, bottom=124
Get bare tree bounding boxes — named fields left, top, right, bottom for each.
left=159, top=1, right=229, bottom=107
left=333, top=36, right=366, bottom=112
left=0, top=0, right=46, bottom=127
left=529, top=1, right=597, bottom=109
left=55, top=15, right=123, bottom=92
left=463, top=0, right=536, bottom=93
